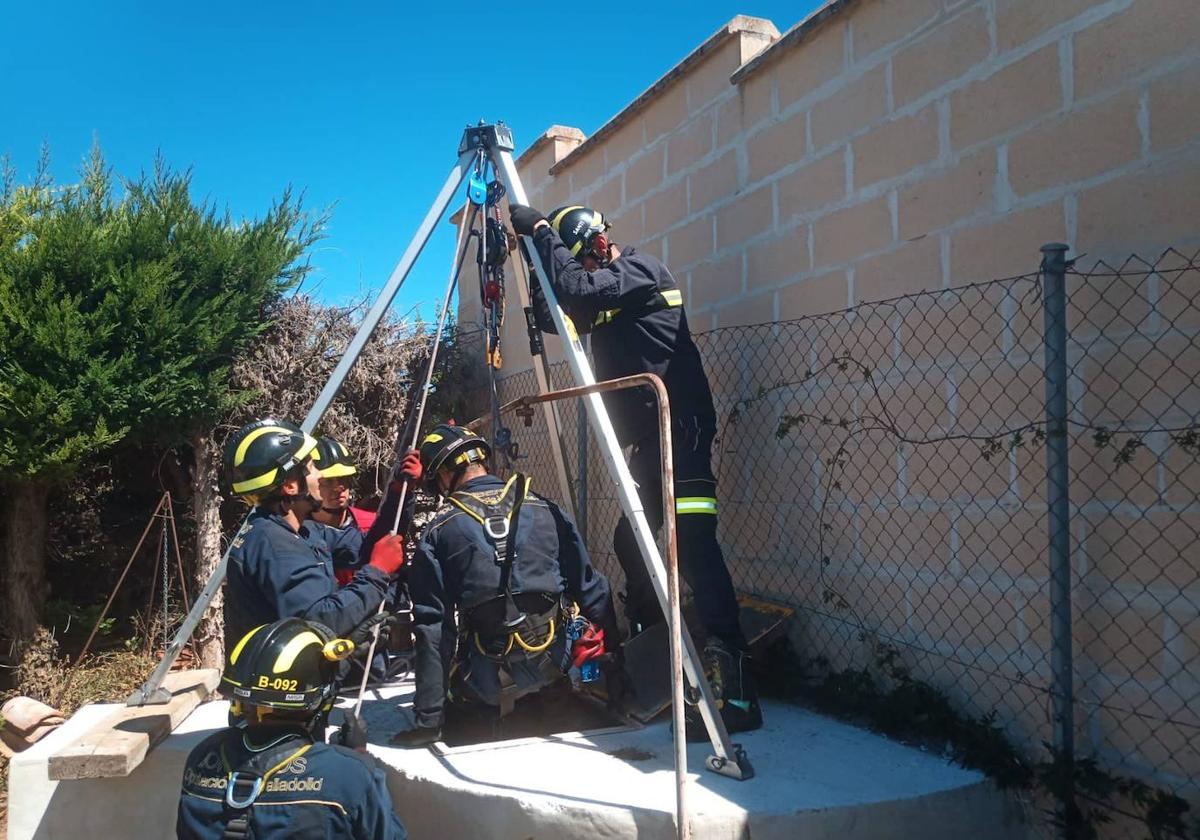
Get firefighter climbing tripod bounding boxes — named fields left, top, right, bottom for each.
left=126, top=124, right=754, bottom=831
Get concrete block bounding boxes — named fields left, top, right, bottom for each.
left=811, top=67, right=889, bottom=150
left=1087, top=509, right=1200, bottom=592
left=716, top=184, right=774, bottom=249
left=853, top=233, right=942, bottom=302
left=777, top=19, right=847, bottom=110
left=686, top=37, right=743, bottom=112
left=609, top=204, right=646, bottom=249
left=690, top=251, right=743, bottom=309
left=625, top=145, right=665, bottom=203
left=748, top=231, right=809, bottom=291
left=852, top=105, right=940, bottom=188
left=668, top=214, right=715, bottom=269
left=642, top=180, right=689, bottom=239
left=747, top=109, right=807, bottom=183
left=668, top=114, right=714, bottom=175
left=950, top=45, right=1062, bottom=150
left=778, top=269, right=851, bottom=318
left=566, top=144, right=606, bottom=193
left=813, top=195, right=893, bottom=268
left=588, top=175, right=623, bottom=218
left=1077, top=153, right=1200, bottom=257
left=995, top=0, right=1112, bottom=52
left=1148, top=60, right=1200, bottom=154
left=645, top=81, right=689, bottom=142
left=714, top=290, right=776, bottom=327
left=1007, top=89, right=1141, bottom=196
left=1074, top=0, right=1200, bottom=100
left=779, top=148, right=846, bottom=223
left=605, top=118, right=647, bottom=172
left=1076, top=599, right=1168, bottom=682
left=689, top=150, right=739, bottom=212
left=898, top=147, right=994, bottom=239
left=949, top=201, right=1064, bottom=285
left=893, top=6, right=991, bottom=107
left=851, top=0, right=942, bottom=61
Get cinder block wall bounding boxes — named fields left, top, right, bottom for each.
left=462, top=0, right=1200, bottom=788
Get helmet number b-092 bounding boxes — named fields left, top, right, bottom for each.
left=256, top=676, right=300, bottom=691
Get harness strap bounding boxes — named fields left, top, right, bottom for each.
left=449, top=475, right=532, bottom=629
left=594, top=287, right=682, bottom=328
left=219, top=730, right=313, bottom=840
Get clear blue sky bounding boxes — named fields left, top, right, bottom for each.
left=4, top=1, right=816, bottom=318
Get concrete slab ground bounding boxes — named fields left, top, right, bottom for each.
left=8, top=676, right=1030, bottom=840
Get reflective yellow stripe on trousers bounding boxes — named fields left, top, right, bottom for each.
left=675, top=496, right=718, bottom=515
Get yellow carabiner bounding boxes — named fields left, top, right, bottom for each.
left=513, top=618, right=555, bottom=654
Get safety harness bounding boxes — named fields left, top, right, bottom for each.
left=447, top=475, right=563, bottom=715
left=593, top=287, right=682, bottom=328
left=219, top=729, right=313, bottom=840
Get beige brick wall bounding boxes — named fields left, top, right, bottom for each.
left=457, top=0, right=1200, bottom=793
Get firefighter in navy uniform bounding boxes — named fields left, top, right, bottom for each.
left=392, top=424, right=618, bottom=747
left=222, top=418, right=406, bottom=648
left=177, top=617, right=407, bottom=839
left=510, top=203, right=762, bottom=736
left=310, top=436, right=376, bottom=585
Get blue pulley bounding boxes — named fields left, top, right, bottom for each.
left=467, top=174, right=487, bottom=206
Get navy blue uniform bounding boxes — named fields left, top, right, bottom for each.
left=530, top=229, right=745, bottom=648
left=225, top=508, right=388, bottom=649
left=322, top=516, right=366, bottom=582
left=177, top=727, right=406, bottom=840
left=407, top=474, right=617, bottom=727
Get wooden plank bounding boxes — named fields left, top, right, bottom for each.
left=47, top=668, right=220, bottom=780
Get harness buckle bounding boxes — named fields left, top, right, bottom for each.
left=225, top=772, right=264, bottom=810
left=483, top=514, right=509, bottom=542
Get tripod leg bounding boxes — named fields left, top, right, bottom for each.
left=127, top=152, right=478, bottom=707
left=492, top=149, right=749, bottom=781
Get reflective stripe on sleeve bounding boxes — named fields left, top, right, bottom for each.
left=675, top=496, right=718, bottom=515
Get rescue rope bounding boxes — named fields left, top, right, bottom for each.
left=351, top=163, right=486, bottom=716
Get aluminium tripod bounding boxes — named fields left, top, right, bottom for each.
left=126, top=121, right=752, bottom=786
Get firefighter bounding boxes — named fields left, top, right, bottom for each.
left=391, top=424, right=618, bottom=747
left=222, top=418, right=406, bottom=648
left=177, top=617, right=407, bottom=839
left=510, top=204, right=762, bottom=735
left=310, top=436, right=375, bottom=585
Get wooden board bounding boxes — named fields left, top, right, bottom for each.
left=47, top=668, right=220, bottom=781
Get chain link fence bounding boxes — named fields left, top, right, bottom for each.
left=467, top=247, right=1200, bottom=836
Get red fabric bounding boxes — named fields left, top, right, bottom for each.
left=368, top=534, right=406, bottom=576
left=348, top=506, right=377, bottom=535
left=335, top=568, right=355, bottom=587
left=570, top=625, right=606, bottom=669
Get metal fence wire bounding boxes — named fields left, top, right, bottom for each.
left=469, top=247, right=1200, bottom=828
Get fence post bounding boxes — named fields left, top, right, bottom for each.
left=1041, top=242, right=1076, bottom=830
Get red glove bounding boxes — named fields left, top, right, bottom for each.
left=368, top=534, right=406, bottom=576
left=389, top=450, right=423, bottom=493
left=571, top=625, right=606, bottom=669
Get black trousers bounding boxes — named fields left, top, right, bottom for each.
left=613, top=418, right=746, bottom=649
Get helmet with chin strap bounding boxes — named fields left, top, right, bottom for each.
left=418, top=424, right=491, bottom=491
left=223, top=617, right=354, bottom=734
left=548, top=206, right=610, bottom=262
left=312, top=436, right=358, bottom=479
left=223, top=419, right=318, bottom=505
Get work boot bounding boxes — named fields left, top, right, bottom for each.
left=684, top=639, right=762, bottom=742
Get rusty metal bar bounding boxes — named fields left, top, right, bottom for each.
left=495, top=372, right=689, bottom=839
